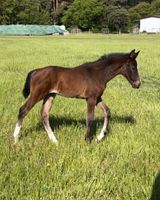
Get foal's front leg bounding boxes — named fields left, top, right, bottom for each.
left=85, top=98, right=96, bottom=142
left=96, top=99, right=111, bottom=142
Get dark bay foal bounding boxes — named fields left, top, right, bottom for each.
left=13, top=49, right=141, bottom=143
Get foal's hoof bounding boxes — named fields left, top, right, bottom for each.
left=96, top=131, right=107, bottom=143
left=52, top=140, right=58, bottom=145
left=96, top=135, right=106, bottom=143
left=14, top=137, right=19, bottom=145
left=85, top=136, right=93, bottom=143
left=50, top=137, right=58, bottom=144
left=95, top=138, right=100, bottom=143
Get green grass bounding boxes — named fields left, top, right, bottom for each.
left=0, top=33, right=160, bottom=200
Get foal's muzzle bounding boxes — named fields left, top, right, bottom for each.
left=132, top=80, right=141, bottom=89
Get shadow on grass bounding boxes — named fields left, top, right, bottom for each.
left=50, top=114, right=136, bottom=128
left=150, top=171, right=160, bottom=200
left=111, top=115, right=136, bottom=124
left=24, top=114, right=136, bottom=136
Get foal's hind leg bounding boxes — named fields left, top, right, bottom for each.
left=13, top=95, right=38, bottom=143
left=41, top=94, right=58, bottom=143
left=96, top=99, right=111, bottom=142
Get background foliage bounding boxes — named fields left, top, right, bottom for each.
left=0, top=0, right=160, bottom=32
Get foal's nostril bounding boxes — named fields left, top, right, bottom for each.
left=133, top=81, right=141, bottom=88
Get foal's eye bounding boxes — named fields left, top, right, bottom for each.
left=131, top=65, right=136, bottom=71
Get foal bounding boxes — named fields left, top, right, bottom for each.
left=13, top=49, right=141, bottom=143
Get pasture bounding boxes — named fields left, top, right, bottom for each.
left=0, top=34, right=160, bottom=200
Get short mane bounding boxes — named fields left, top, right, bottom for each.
left=98, top=52, right=128, bottom=62
left=80, top=52, right=129, bottom=67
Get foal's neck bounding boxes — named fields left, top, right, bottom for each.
left=106, top=62, right=122, bottom=82
left=96, top=59, right=124, bottom=85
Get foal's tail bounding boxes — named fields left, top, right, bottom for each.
left=22, top=70, right=36, bottom=98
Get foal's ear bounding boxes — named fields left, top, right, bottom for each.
left=136, top=50, right=140, bottom=57
left=129, top=49, right=140, bottom=59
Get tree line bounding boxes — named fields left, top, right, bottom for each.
left=0, top=0, right=160, bottom=32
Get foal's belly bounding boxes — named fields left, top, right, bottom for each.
left=50, top=89, right=85, bottom=98
left=49, top=88, right=86, bottom=99
left=49, top=76, right=87, bottom=98
left=49, top=67, right=90, bottom=99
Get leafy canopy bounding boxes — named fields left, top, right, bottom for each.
left=62, top=0, right=104, bottom=30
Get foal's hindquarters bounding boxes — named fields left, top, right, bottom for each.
left=13, top=68, right=59, bottom=143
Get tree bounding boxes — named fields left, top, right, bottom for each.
left=128, top=2, right=153, bottom=25
left=106, top=6, right=130, bottom=32
left=151, top=0, right=160, bottom=15
left=16, top=0, right=52, bottom=24
left=62, top=0, right=104, bottom=30
left=101, top=0, right=128, bottom=7
left=0, top=0, right=53, bottom=25
left=52, top=0, right=74, bottom=24
left=0, top=0, right=18, bottom=24
left=127, top=0, right=153, bottom=7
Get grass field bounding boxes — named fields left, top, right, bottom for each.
left=0, top=33, right=160, bottom=200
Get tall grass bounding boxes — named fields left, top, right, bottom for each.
left=0, top=34, right=160, bottom=200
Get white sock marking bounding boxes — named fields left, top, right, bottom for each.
left=13, top=122, right=21, bottom=143
left=48, top=131, right=58, bottom=143
left=96, top=117, right=107, bottom=141
left=43, top=122, right=58, bottom=143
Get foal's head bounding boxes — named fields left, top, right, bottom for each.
left=120, top=49, right=141, bottom=89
